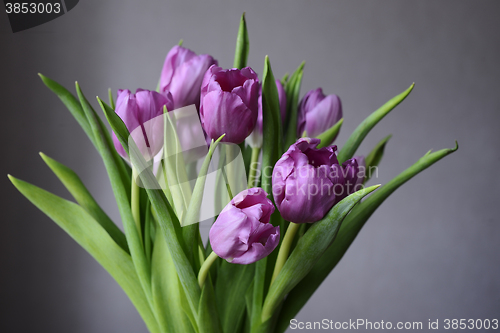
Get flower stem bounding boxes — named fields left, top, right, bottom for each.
left=248, top=147, right=261, bottom=188
left=270, top=222, right=300, bottom=285
left=131, top=167, right=143, bottom=244
left=198, top=251, right=219, bottom=288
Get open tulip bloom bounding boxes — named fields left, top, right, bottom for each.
left=9, top=14, right=458, bottom=333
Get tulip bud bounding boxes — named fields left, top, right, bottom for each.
left=209, top=188, right=280, bottom=264
left=200, top=65, right=260, bottom=144
left=272, top=138, right=344, bottom=224
left=112, top=89, right=174, bottom=161
left=341, top=155, right=366, bottom=196
left=246, top=80, right=287, bottom=148
left=297, top=88, right=342, bottom=142
left=160, top=45, right=218, bottom=109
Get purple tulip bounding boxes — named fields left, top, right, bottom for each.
left=246, top=80, right=287, bottom=148
left=209, top=188, right=280, bottom=264
left=297, top=88, right=342, bottom=142
left=341, top=155, right=366, bottom=197
left=272, top=138, right=344, bottom=224
left=112, top=89, right=174, bottom=160
left=160, top=45, right=217, bottom=110
left=200, top=65, right=260, bottom=144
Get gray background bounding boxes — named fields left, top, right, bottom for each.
left=1, top=0, right=499, bottom=332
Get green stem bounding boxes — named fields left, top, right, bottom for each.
left=248, top=147, right=261, bottom=188
left=144, top=201, right=152, bottom=263
left=225, top=145, right=235, bottom=191
left=221, top=165, right=234, bottom=199
left=198, top=251, right=219, bottom=288
left=131, top=167, right=143, bottom=244
left=270, top=222, right=300, bottom=285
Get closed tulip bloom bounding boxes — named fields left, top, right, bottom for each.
left=246, top=80, right=287, bottom=148
left=341, top=155, right=366, bottom=197
left=297, top=88, right=342, bottom=142
left=112, top=89, right=174, bottom=160
left=200, top=65, right=260, bottom=144
left=209, top=188, right=280, bottom=264
left=160, top=45, right=217, bottom=109
left=272, top=138, right=344, bottom=224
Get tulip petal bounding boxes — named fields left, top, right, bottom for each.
left=201, top=90, right=255, bottom=144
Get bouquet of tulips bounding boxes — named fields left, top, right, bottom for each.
left=9, top=14, right=457, bottom=333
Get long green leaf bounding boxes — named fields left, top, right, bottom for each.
left=198, top=275, right=223, bottom=333
left=8, top=176, right=160, bottom=333
left=283, top=62, right=305, bottom=149
left=216, top=262, right=255, bottom=333
left=76, top=83, right=152, bottom=300
left=275, top=143, right=458, bottom=333
left=39, top=152, right=129, bottom=253
left=233, top=13, right=249, bottom=69
left=261, top=185, right=381, bottom=322
left=39, top=74, right=96, bottom=148
left=316, top=118, right=344, bottom=148
left=337, top=84, right=414, bottom=163
left=39, top=74, right=130, bottom=191
left=249, top=56, right=284, bottom=332
left=151, top=221, right=195, bottom=333
left=182, top=136, right=225, bottom=272
left=103, top=100, right=201, bottom=315
left=261, top=55, right=282, bottom=199
left=364, top=134, right=392, bottom=183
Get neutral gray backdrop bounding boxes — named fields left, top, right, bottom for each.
left=1, top=1, right=499, bottom=332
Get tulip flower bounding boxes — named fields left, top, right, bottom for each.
left=160, top=45, right=217, bottom=109
left=112, top=89, right=174, bottom=161
left=272, top=138, right=344, bottom=224
left=209, top=188, right=280, bottom=264
left=297, top=88, right=342, bottom=142
left=246, top=79, right=287, bottom=148
left=341, top=155, right=366, bottom=197
left=200, top=65, right=260, bottom=144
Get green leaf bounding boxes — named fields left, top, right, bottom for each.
left=250, top=258, right=267, bottom=333
left=261, top=56, right=283, bottom=197
left=8, top=176, right=161, bottom=333
left=261, top=185, right=381, bottom=322
left=76, top=83, right=152, bottom=300
left=182, top=135, right=225, bottom=272
left=364, top=134, right=392, bottom=183
left=280, top=73, right=289, bottom=86
left=249, top=55, right=287, bottom=333
left=39, top=74, right=130, bottom=191
left=283, top=62, right=305, bottom=150
left=337, top=83, right=414, bottom=163
left=39, top=74, right=96, bottom=149
left=316, top=118, right=344, bottom=148
left=163, top=109, right=192, bottom=222
left=39, top=152, right=129, bottom=253
left=151, top=221, right=196, bottom=333
left=108, top=88, right=115, bottom=110
left=198, top=275, right=223, bottom=333
left=275, top=142, right=458, bottom=333
left=233, top=13, right=249, bottom=70
left=98, top=97, right=131, bottom=156
left=216, top=262, right=255, bottom=333
left=108, top=110, right=200, bottom=316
